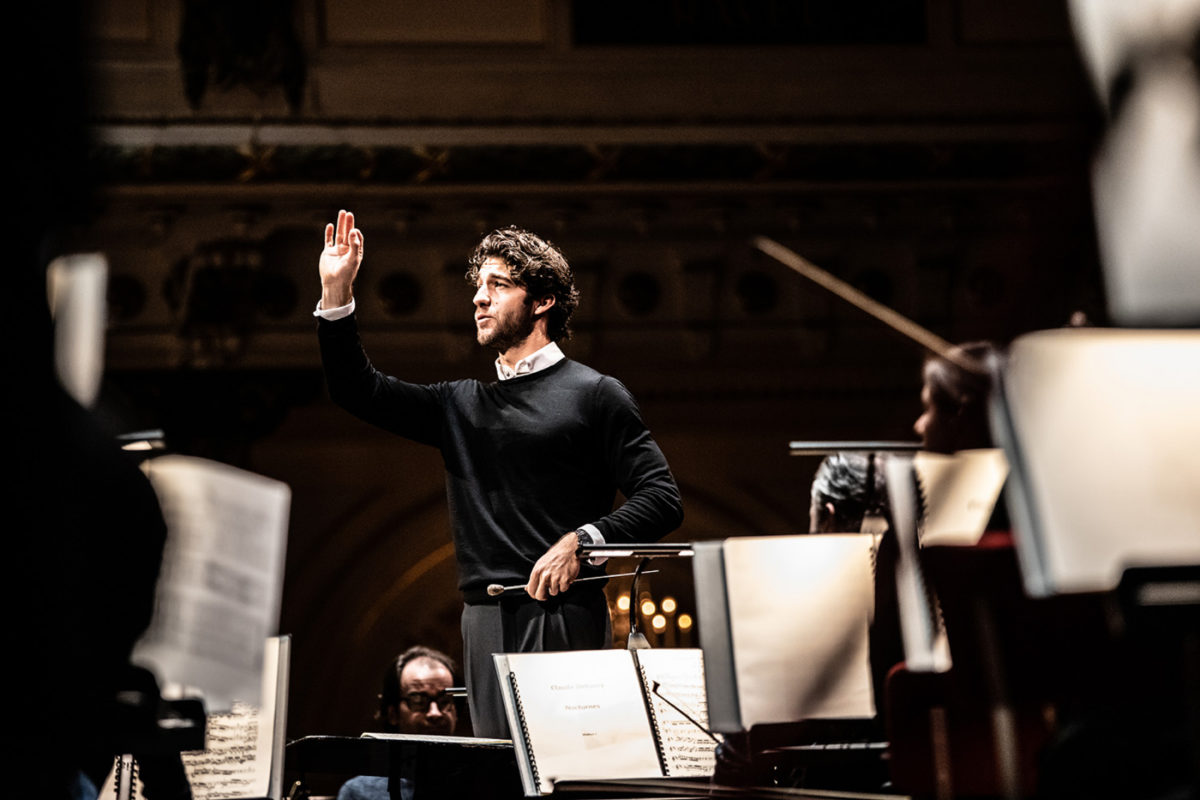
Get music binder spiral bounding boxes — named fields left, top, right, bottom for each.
left=110, top=754, right=139, bottom=800
left=884, top=448, right=1008, bottom=673
left=910, top=464, right=947, bottom=664
left=636, top=659, right=669, bottom=773
left=886, top=456, right=952, bottom=673
left=504, top=670, right=542, bottom=795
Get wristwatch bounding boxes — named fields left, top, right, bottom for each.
left=574, top=528, right=594, bottom=552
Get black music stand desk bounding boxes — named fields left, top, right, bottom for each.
left=286, top=733, right=524, bottom=800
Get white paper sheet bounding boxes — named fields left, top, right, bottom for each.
left=914, top=448, right=1009, bottom=546
left=496, top=649, right=663, bottom=794
left=634, top=648, right=716, bottom=777
left=999, top=329, right=1200, bottom=595
left=722, top=535, right=876, bottom=726
left=134, top=456, right=291, bottom=710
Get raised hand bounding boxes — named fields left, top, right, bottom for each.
left=320, top=209, right=365, bottom=309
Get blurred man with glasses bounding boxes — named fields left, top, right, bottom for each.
left=338, top=646, right=459, bottom=799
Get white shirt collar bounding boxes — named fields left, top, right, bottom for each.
left=495, top=341, right=565, bottom=380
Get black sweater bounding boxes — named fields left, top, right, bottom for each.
left=319, top=314, right=684, bottom=602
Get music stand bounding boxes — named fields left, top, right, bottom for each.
left=989, top=327, right=1200, bottom=794
left=989, top=328, right=1200, bottom=598
left=579, top=543, right=694, bottom=650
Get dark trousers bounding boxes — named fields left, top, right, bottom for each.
left=462, top=590, right=612, bottom=739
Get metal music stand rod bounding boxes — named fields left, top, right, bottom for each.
left=576, top=543, right=695, bottom=650
left=788, top=440, right=921, bottom=456
left=578, top=543, right=695, bottom=559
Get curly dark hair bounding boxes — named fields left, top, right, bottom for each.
left=466, top=225, right=581, bottom=342
left=377, top=645, right=459, bottom=731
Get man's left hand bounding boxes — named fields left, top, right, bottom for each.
left=526, top=532, right=582, bottom=601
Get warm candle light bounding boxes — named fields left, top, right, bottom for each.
left=677, top=613, right=693, bottom=631
left=652, top=614, right=667, bottom=631
left=661, top=596, right=677, bottom=614
left=640, top=599, right=656, bottom=616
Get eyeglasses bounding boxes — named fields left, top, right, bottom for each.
left=400, top=691, right=455, bottom=713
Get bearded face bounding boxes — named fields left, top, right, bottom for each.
left=473, top=257, right=537, bottom=351
left=475, top=292, right=535, bottom=351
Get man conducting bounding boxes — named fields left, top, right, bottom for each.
left=316, top=210, right=684, bottom=737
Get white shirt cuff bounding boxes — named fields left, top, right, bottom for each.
left=314, top=297, right=355, bottom=320
left=579, top=523, right=607, bottom=565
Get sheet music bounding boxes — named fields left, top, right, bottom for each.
left=134, top=456, right=291, bottom=710
left=913, top=448, right=1008, bottom=546
left=722, top=535, right=876, bottom=725
left=180, top=635, right=286, bottom=800
left=97, top=636, right=289, bottom=800
left=634, top=649, right=716, bottom=777
left=181, top=701, right=267, bottom=799
left=495, top=649, right=663, bottom=794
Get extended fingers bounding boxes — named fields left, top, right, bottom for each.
left=324, top=223, right=334, bottom=248
left=335, top=209, right=355, bottom=245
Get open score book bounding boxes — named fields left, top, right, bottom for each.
left=493, top=648, right=716, bottom=796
